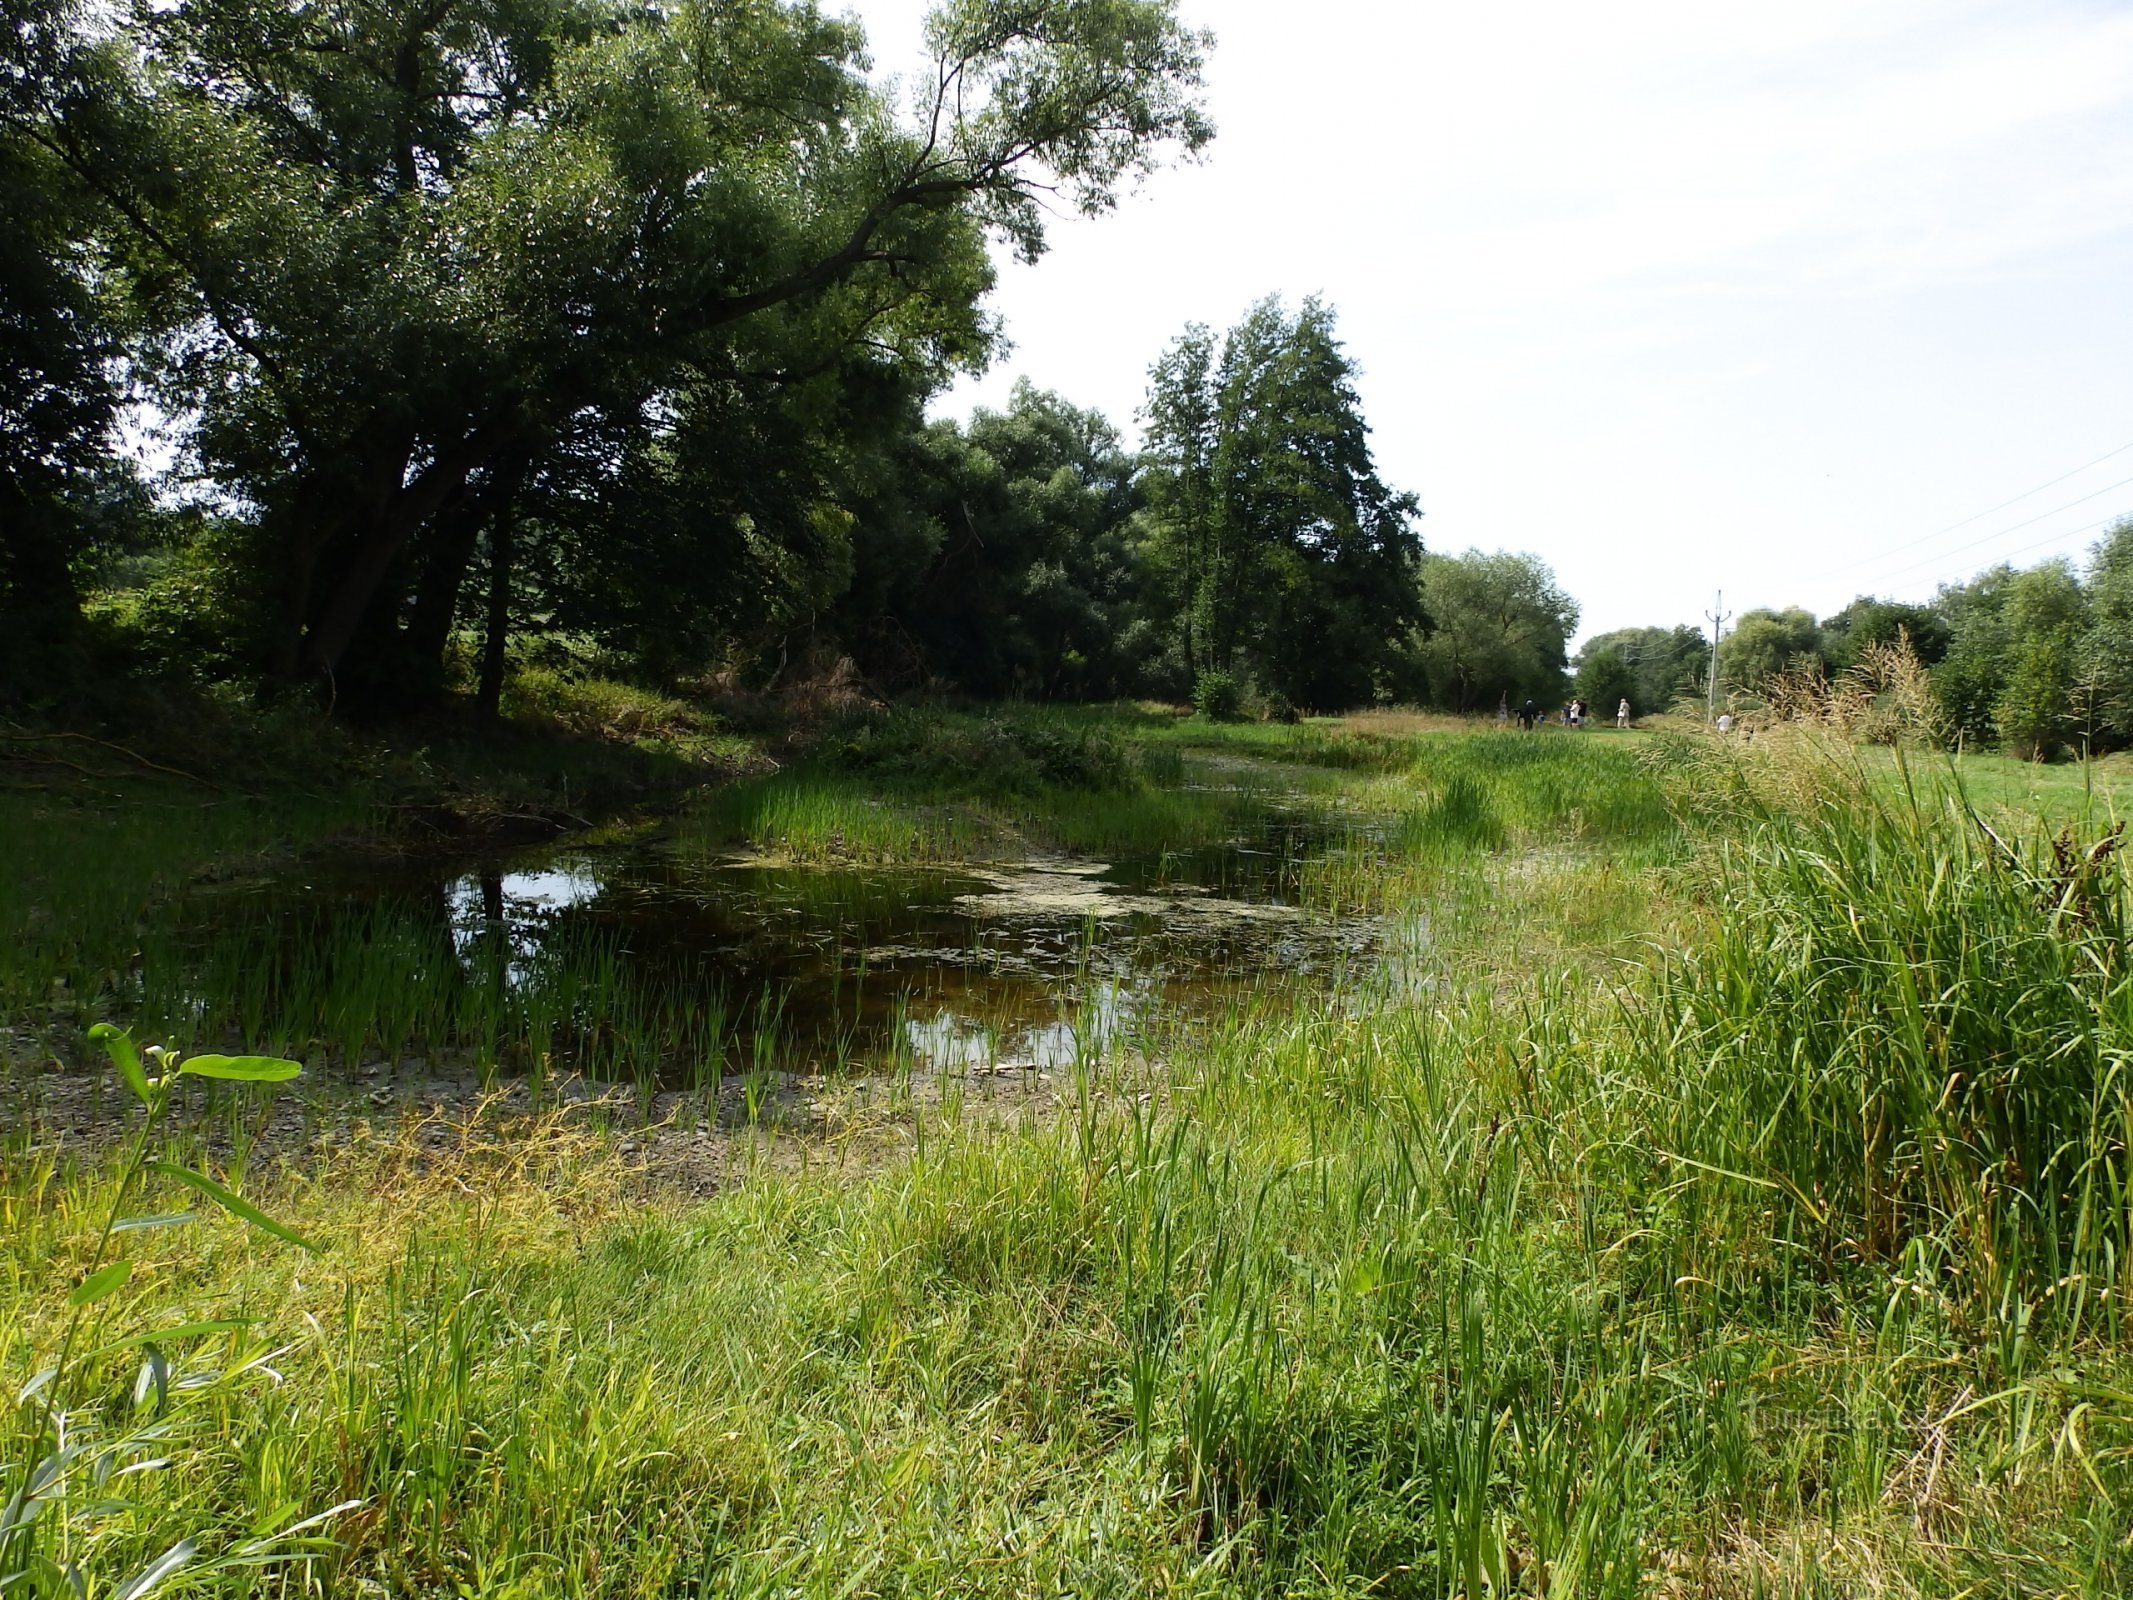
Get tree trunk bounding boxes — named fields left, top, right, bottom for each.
left=477, top=486, right=517, bottom=720
left=295, top=415, right=523, bottom=685
left=403, top=495, right=486, bottom=691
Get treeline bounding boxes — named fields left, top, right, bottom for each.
left=2, top=0, right=1616, bottom=724
left=1575, top=522, right=2133, bottom=756
left=2, top=0, right=1213, bottom=710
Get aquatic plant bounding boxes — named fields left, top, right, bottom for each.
left=6, top=713, right=2133, bottom=1593
left=2, top=1028, right=340, bottom=1594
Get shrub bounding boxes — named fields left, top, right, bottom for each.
left=1256, top=686, right=1300, bottom=725
left=504, top=667, right=703, bottom=743
left=824, top=706, right=1132, bottom=793
left=1193, top=671, right=1245, bottom=723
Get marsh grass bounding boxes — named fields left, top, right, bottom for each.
left=10, top=714, right=2133, bottom=1595
left=0, top=785, right=380, bottom=1035
left=1644, top=738, right=2133, bottom=1316
left=679, top=759, right=1292, bottom=866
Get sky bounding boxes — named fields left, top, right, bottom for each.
left=837, top=0, right=2133, bottom=643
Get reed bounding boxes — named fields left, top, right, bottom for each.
left=8, top=716, right=2133, bottom=1595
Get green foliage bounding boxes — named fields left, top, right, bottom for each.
left=1572, top=644, right=1636, bottom=718
left=837, top=382, right=1152, bottom=697
left=0, top=1, right=151, bottom=693
left=1718, top=605, right=1823, bottom=697
left=3, top=1027, right=328, bottom=1593
left=1410, top=549, right=1579, bottom=712
left=1191, top=669, right=1245, bottom=722
left=1142, top=297, right=1423, bottom=709
left=1575, top=624, right=1710, bottom=718
left=499, top=666, right=751, bottom=767
left=823, top=704, right=1132, bottom=794
left=1929, top=555, right=2101, bottom=757
left=14, top=0, right=1212, bottom=706
left=1931, top=564, right=2018, bottom=746
left=1822, top=594, right=1950, bottom=670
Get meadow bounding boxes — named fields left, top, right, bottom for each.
left=5, top=709, right=2133, bottom=1597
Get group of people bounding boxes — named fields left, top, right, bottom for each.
left=1501, top=695, right=1633, bottom=731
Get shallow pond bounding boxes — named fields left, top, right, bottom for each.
left=151, top=796, right=1396, bottom=1084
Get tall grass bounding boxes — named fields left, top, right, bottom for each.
left=0, top=785, right=379, bottom=1024
left=1643, top=746, right=2133, bottom=1314
left=9, top=716, right=2133, bottom=1594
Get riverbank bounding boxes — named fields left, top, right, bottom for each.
left=7, top=711, right=2133, bottom=1596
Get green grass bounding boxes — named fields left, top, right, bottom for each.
left=0, top=782, right=380, bottom=1022
left=8, top=712, right=2133, bottom=1595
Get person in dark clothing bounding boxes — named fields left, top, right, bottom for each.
left=1518, top=698, right=1537, bottom=730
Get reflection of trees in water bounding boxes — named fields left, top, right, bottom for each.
left=150, top=826, right=1361, bottom=1084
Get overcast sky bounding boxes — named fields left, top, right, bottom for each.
left=837, top=0, right=2133, bottom=643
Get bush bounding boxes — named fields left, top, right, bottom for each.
left=824, top=706, right=1132, bottom=793
left=1256, top=686, right=1300, bottom=725
left=499, top=667, right=747, bottom=768
left=85, top=525, right=273, bottom=684
left=1193, top=671, right=1245, bottom=723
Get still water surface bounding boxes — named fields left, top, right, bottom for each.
left=181, top=802, right=1398, bottom=1081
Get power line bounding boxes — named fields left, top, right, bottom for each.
left=1865, top=474, right=2133, bottom=589
left=1889, top=510, right=2130, bottom=595
left=1827, top=435, right=2133, bottom=579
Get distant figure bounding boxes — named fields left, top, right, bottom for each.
left=1497, top=692, right=1509, bottom=725
left=1572, top=697, right=1588, bottom=728
left=1519, top=697, right=1537, bottom=730
left=1716, top=711, right=1734, bottom=735
left=1617, top=697, right=1630, bottom=730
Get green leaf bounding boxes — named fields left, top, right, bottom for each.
left=69, top=1259, right=132, bottom=1307
left=113, top=1538, right=196, bottom=1600
left=110, top=1212, right=198, bottom=1235
left=149, top=1163, right=318, bottom=1252
left=86, top=1320, right=249, bottom=1361
left=176, top=1054, right=302, bottom=1083
left=88, top=1023, right=152, bottom=1105
left=133, top=1346, right=170, bottom=1413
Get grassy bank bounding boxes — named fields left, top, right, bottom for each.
left=6, top=714, right=2133, bottom=1595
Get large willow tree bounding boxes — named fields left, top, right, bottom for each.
left=8, top=0, right=1210, bottom=701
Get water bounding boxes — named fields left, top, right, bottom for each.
left=160, top=805, right=1388, bottom=1082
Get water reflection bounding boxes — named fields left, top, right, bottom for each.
left=443, top=862, right=605, bottom=973
left=903, top=977, right=1141, bottom=1073
left=164, top=804, right=1391, bottom=1083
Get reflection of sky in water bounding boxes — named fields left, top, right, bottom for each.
left=242, top=808, right=1398, bottom=1080
left=444, top=863, right=604, bottom=969
left=904, top=979, right=1141, bottom=1072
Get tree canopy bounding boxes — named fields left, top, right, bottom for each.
left=1141, top=297, right=1423, bottom=709
left=1411, top=550, right=1578, bottom=714
left=5, top=0, right=1212, bottom=705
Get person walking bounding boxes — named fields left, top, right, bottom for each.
left=1519, top=697, right=1537, bottom=730
left=1616, top=697, right=1630, bottom=730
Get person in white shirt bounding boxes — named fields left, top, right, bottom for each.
left=1616, top=698, right=1630, bottom=729
left=1716, top=712, right=1733, bottom=735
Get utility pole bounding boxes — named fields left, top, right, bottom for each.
left=1705, top=590, right=1731, bottom=722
